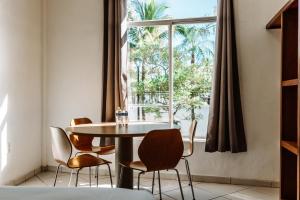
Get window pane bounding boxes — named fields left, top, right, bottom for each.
left=127, top=26, right=169, bottom=122
left=173, top=23, right=216, bottom=138
left=128, top=0, right=217, bottom=21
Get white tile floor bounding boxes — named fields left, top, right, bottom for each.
left=18, top=171, right=279, bottom=200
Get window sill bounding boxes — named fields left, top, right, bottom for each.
left=182, top=138, right=206, bottom=143
left=134, top=137, right=206, bottom=143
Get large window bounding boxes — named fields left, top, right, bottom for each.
left=127, top=0, right=217, bottom=138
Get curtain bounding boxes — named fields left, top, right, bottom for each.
left=101, top=0, right=127, bottom=146
left=205, top=0, right=247, bottom=153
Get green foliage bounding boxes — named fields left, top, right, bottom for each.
left=128, top=0, right=215, bottom=121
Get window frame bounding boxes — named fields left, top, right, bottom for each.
left=127, top=16, right=217, bottom=136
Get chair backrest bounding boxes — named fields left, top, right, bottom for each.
left=50, top=127, right=72, bottom=166
left=187, top=120, right=197, bottom=156
left=138, top=129, right=184, bottom=172
left=70, top=117, right=92, bottom=126
left=69, top=118, right=93, bottom=149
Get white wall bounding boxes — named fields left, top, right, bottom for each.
left=0, top=0, right=42, bottom=184
left=45, top=0, right=286, bottom=182
left=45, top=0, right=103, bottom=165
left=176, top=0, right=285, bottom=182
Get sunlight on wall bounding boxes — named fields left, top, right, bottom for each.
left=1, top=123, right=7, bottom=171
left=0, top=95, right=8, bottom=171
left=0, top=95, right=8, bottom=126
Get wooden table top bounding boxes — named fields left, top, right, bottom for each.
left=65, top=122, right=180, bottom=137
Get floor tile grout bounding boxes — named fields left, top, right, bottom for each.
left=35, top=175, right=48, bottom=186
left=213, top=186, right=255, bottom=200
left=19, top=172, right=279, bottom=200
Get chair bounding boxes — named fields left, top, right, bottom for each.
left=69, top=118, right=115, bottom=156
left=70, top=118, right=115, bottom=180
left=50, top=127, right=113, bottom=187
left=119, top=129, right=185, bottom=200
left=181, top=120, right=197, bottom=200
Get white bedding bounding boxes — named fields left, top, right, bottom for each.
left=0, top=187, right=154, bottom=200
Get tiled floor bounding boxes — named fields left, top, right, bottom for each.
left=18, top=171, right=279, bottom=200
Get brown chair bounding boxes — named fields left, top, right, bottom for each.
left=70, top=117, right=115, bottom=180
left=69, top=118, right=115, bottom=155
left=50, top=127, right=113, bottom=187
left=120, top=129, right=185, bottom=200
left=181, top=120, right=197, bottom=200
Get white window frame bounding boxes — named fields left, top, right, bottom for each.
left=127, top=16, right=217, bottom=124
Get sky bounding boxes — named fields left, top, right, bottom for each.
left=148, top=0, right=217, bottom=19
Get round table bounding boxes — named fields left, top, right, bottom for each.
left=65, top=122, right=180, bottom=189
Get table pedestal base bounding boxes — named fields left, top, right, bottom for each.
left=115, top=137, right=133, bottom=189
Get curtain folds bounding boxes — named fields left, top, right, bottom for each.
left=101, top=0, right=127, bottom=146
left=205, top=0, right=247, bottom=153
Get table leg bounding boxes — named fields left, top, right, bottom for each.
left=115, top=137, right=133, bottom=189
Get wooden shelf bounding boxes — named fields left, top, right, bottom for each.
left=282, top=79, right=298, bottom=86
left=281, top=140, right=298, bottom=155
left=266, top=0, right=298, bottom=29
left=268, top=0, right=299, bottom=198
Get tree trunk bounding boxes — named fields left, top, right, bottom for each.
left=191, top=106, right=195, bottom=120
left=137, top=65, right=140, bottom=120
left=191, top=52, right=195, bottom=64
left=141, top=64, right=146, bottom=120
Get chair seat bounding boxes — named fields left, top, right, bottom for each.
left=75, top=145, right=115, bottom=155
left=96, top=145, right=115, bottom=155
left=68, top=154, right=111, bottom=168
left=121, top=160, right=147, bottom=172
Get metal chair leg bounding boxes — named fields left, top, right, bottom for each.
left=174, top=169, right=184, bottom=200
left=137, top=172, right=143, bottom=190
left=95, top=166, right=99, bottom=178
left=158, top=171, right=162, bottom=200
left=75, top=168, right=81, bottom=187
left=96, top=165, right=99, bottom=187
left=185, top=158, right=195, bottom=200
left=107, top=164, right=113, bottom=188
left=89, top=167, right=92, bottom=187
left=53, top=164, right=61, bottom=187
left=151, top=171, right=155, bottom=194
left=68, top=169, right=74, bottom=187
left=95, top=154, right=99, bottom=178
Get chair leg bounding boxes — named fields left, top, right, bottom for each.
left=158, top=171, right=162, bottom=200
left=95, top=154, right=99, bottom=178
left=137, top=172, right=143, bottom=190
left=173, top=169, right=184, bottom=200
left=151, top=171, right=155, bottom=194
left=96, top=165, right=99, bottom=187
left=107, top=164, right=113, bottom=188
left=89, top=167, right=92, bottom=187
left=53, top=164, right=61, bottom=187
left=185, top=158, right=195, bottom=200
left=95, top=166, right=99, bottom=178
left=75, top=168, right=81, bottom=187
left=68, top=169, right=74, bottom=187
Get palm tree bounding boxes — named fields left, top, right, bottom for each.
left=175, top=24, right=214, bottom=65
left=128, top=0, right=169, bottom=120
left=174, top=24, right=215, bottom=120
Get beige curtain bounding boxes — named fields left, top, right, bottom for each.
left=101, top=0, right=127, bottom=146
left=205, top=0, right=247, bottom=153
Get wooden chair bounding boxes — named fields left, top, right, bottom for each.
left=69, top=118, right=115, bottom=156
left=120, top=129, right=185, bottom=200
left=181, top=120, right=197, bottom=200
left=70, top=118, right=115, bottom=179
left=50, top=127, right=113, bottom=187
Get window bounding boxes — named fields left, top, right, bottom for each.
left=127, top=0, right=217, bottom=138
